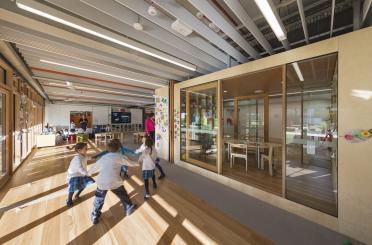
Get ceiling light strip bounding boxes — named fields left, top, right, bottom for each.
left=31, top=68, right=154, bottom=91
left=16, top=1, right=196, bottom=71
left=292, top=62, right=304, bottom=81
left=43, top=82, right=153, bottom=98
left=40, top=59, right=163, bottom=87
left=254, top=0, right=287, bottom=41
left=48, top=92, right=151, bottom=104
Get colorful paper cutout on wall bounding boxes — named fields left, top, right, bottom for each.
left=174, top=108, right=180, bottom=139
left=343, top=129, right=372, bottom=143
left=155, top=96, right=169, bottom=149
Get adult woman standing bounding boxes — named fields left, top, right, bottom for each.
left=145, top=113, right=155, bottom=141
left=144, top=113, right=165, bottom=179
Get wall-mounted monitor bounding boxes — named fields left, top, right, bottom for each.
left=111, top=112, right=131, bottom=124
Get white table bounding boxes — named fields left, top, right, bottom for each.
left=36, top=134, right=56, bottom=148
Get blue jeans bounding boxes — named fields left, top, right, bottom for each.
left=91, top=186, right=132, bottom=220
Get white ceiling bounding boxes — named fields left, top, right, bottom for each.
left=0, top=0, right=360, bottom=106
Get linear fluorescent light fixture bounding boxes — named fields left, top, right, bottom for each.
left=16, top=2, right=196, bottom=71
left=48, top=92, right=151, bottom=104
left=75, top=86, right=154, bottom=98
left=40, top=59, right=163, bottom=87
left=46, top=82, right=153, bottom=98
left=254, top=0, right=286, bottom=41
left=292, top=62, right=304, bottom=82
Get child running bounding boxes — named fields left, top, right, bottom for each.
left=136, top=136, right=157, bottom=200
left=66, top=142, right=95, bottom=207
left=88, top=139, right=137, bottom=224
left=92, top=139, right=135, bottom=178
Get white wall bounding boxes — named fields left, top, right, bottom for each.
left=45, top=103, right=110, bottom=127
left=129, top=108, right=143, bottom=124
left=45, top=103, right=143, bottom=127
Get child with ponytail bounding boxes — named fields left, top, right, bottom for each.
left=66, top=142, right=95, bottom=207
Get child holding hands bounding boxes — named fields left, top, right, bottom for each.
left=88, top=139, right=137, bottom=224
left=66, top=142, right=95, bottom=207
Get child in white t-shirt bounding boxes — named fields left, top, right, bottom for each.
left=66, top=142, right=95, bottom=207
left=136, top=136, right=157, bottom=200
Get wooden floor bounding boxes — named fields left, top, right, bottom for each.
left=221, top=155, right=337, bottom=216
left=0, top=142, right=273, bottom=245
left=222, top=157, right=282, bottom=196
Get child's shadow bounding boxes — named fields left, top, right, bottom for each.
left=66, top=200, right=131, bottom=245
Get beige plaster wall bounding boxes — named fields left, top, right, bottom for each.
left=338, top=27, right=372, bottom=243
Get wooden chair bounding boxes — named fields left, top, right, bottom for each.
left=230, top=143, right=248, bottom=172
left=260, top=146, right=274, bottom=176
left=133, top=132, right=139, bottom=144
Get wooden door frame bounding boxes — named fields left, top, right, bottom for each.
left=0, top=86, right=12, bottom=187
left=184, top=81, right=219, bottom=173
left=281, top=65, right=287, bottom=198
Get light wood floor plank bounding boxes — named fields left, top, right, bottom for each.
left=0, top=144, right=274, bottom=245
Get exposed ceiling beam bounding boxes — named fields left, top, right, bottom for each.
left=77, top=0, right=225, bottom=70
left=18, top=47, right=168, bottom=87
left=0, top=10, right=191, bottom=78
left=296, top=0, right=309, bottom=44
left=330, top=0, right=336, bottom=37
left=225, top=0, right=332, bottom=45
left=113, top=0, right=228, bottom=65
left=187, top=0, right=260, bottom=59
left=16, top=0, right=197, bottom=72
left=222, top=0, right=274, bottom=55
left=259, top=24, right=353, bottom=55
left=151, top=0, right=248, bottom=63
left=30, top=67, right=155, bottom=92
left=362, top=0, right=372, bottom=23
left=0, top=40, right=47, bottom=99
left=45, top=0, right=220, bottom=73
left=37, top=78, right=153, bottom=98
left=0, top=25, right=183, bottom=81
left=353, top=0, right=362, bottom=30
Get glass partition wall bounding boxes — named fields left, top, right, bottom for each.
left=285, top=53, right=338, bottom=216
left=179, top=53, right=338, bottom=216
left=222, top=67, right=283, bottom=195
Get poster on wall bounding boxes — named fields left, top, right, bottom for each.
left=155, top=96, right=169, bottom=160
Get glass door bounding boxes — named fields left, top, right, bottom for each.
left=180, top=82, right=219, bottom=172
left=0, top=91, right=7, bottom=178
